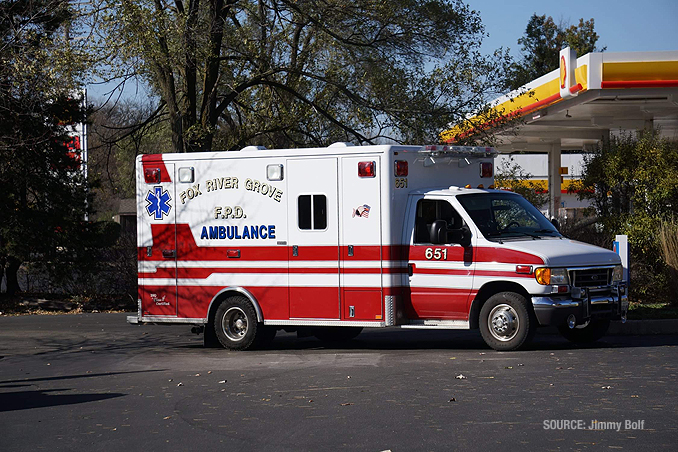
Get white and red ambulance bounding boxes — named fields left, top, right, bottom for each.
left=128, top=143, right=628, bottom=351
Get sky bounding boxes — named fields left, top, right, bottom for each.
left=471, top=0, right=678, bottom=57
left=88, top=0, right=678, bottom=101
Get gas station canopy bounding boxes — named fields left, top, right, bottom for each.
left=443, top=50, right=678, bottom=217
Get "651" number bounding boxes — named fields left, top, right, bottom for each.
left=425, top=248, right=448, bottom=260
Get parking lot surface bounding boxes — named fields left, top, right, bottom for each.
left=0, top=313, right=676, bottom=451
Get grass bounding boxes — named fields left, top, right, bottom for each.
left=627, top=301, right=678, bottom=320
left=0, top=293, right=135, bottom=316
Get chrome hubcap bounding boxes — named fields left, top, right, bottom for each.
left=222, top=307, right=248, bottom=342
left=488, top=304, right=519, bottom=342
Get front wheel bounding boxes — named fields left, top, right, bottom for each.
left=558, top=319, right=610, bottom=344
left=479, top=292, right=536, bottom=351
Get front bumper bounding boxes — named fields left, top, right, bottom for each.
left=532, top=285, right=628, bottom=327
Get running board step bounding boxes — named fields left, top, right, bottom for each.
left=400, top=320, right=469, bottom=330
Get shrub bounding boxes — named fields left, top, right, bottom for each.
left=659, top=219, right=678, bottom=299
left=572, top=130, right=678, bottom=304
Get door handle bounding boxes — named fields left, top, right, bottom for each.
left=408, top=263, right=414, bottom=276
left=162, top=249, right=176, bottom=259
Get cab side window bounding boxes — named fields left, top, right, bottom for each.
left=414, top=199, right=463, bottom=244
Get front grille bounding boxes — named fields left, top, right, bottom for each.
left=570, top=268, right=611, bottom=288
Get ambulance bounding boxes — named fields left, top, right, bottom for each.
left=128, top=143, right=628, bottom=351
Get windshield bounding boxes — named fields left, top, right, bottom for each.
left=456, top=192, right=560, bottom=241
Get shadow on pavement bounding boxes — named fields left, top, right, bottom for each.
left=180, top=329, right=678, bottom=353
left=0, top=369, right=166, bottom=386
left=0, top=389, right=124, bottom=412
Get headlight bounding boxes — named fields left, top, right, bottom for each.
left=535, top=267, right=570, bottom=285
left=612, top=265, right=623, bottom=283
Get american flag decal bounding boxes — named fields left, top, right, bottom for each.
left=353, top=204, right=371, bottom=218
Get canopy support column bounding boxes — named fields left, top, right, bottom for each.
left=548, top=143, right=562, bottom=219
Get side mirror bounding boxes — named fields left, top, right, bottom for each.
left=429, top=220, right=447, bottom=244
left=449, top=225, right=472, bottom=247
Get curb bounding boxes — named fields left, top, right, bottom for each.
left=541, top=319, right=678, bottom=336
left=607, top=319, right=678, bottom=335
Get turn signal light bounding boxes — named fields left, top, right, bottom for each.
left=516, top=265, right=533, bottom=274
left=535, top=268, right=551, bottom=285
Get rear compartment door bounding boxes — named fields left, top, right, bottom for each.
left=339, top=156, right=383, bottom=321
left=138, top=163, right=178, bottom=317
left=287, top=158, right=340, bottom=319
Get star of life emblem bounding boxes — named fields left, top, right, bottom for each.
left=146, top=186, right=172, bottom=220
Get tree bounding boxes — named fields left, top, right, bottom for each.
left=573, top=131, right=678, bottom=303
left=91, top=0, right=511, bottom=152
left=88, top=99, right=172, bottom=216
left=0, top=0, right=111, bottom=295
left=506, top=14, right=605, bottom=91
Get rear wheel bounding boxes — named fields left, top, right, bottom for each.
left=314, top=327, right=363, bottom=343
left=214, top=296, right=259, bottom=350
left=558, top=319, right=610, bottom=344
left=479, top=292, right=535, bottom=351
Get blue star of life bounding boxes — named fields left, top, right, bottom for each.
left=146, top=186, right=172, bottom=220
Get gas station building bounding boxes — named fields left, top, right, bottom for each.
left=443, top=49, right=678, bottom=218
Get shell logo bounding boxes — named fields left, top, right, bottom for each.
left=560, top=55, right=567, bottom=89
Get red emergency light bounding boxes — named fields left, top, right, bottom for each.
left=394, top=160, right=408, bottom=176
left=144, top=168, right=161, bottom=183
left=358, top=161, right=376, bottom=178
left=480, top=162, right=493, bottom=178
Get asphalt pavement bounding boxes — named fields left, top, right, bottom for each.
left=0, top=313, right=677, bottom=451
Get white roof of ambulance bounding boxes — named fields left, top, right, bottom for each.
left=138, top=144, right=422, bottom=162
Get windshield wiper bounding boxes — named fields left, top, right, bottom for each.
left=500, top=231, right=542, bottom=239
left=486, top=231, right=542, bottom=240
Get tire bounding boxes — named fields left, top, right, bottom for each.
left=479, top=292, right=536, bottom=351
left=213, top=296, right=259, bottom=350
left=558, top=319, right=610, bottom=344
left=314, top=327, right=363, bottom=343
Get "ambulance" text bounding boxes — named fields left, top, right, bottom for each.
left=200, top=225, right=276, bottom=240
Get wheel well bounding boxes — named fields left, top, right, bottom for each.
left=207, top=288, right=263, bottom=326
left=469, top=282, right=532, bottom=329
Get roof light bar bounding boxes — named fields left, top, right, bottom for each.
left=421, top=145, right=497, bottom=157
